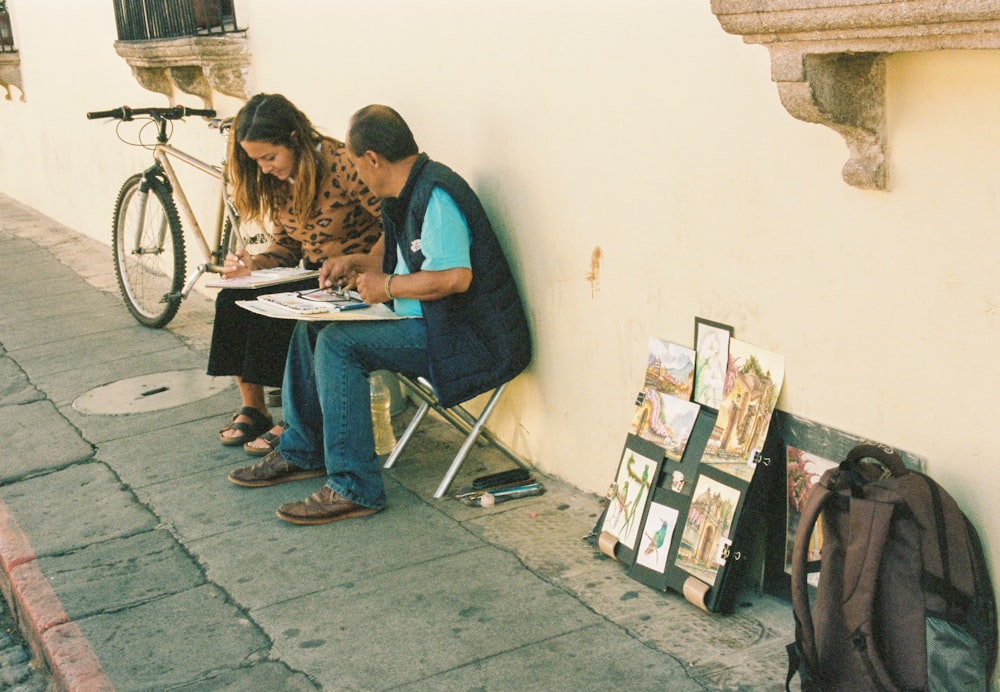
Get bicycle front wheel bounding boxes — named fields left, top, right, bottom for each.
left=111, top=172, right=186, bottom=328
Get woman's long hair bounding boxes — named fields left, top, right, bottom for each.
left=227, top=93, right=323, bottom=224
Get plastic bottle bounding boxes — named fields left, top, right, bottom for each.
left=370, top=371, right=397, bottom=455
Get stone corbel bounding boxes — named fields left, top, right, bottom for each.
left=114, top=34, right=250, bottom=110
left=773, top=49, right=886, bottom=190
left=0, top=52, right=24, bottom=102
left=710, top=1, right=1000, bottom=190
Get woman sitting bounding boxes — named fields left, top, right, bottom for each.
left=210, top=93, right=382, bottom=453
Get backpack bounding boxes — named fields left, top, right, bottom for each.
left=786, top=442, right=998, bottom=691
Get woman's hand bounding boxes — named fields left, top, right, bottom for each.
left=222, top=250, right=253, bottom=277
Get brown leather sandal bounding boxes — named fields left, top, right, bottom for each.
left=244, top=424, right=284, bottom=457
left=219, top=406, right=273, bottom=446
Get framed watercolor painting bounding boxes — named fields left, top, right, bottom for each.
left=692, top=318, right=733, bottom=410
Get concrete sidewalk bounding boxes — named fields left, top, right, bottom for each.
left=0, top=191, right=793, bottom=691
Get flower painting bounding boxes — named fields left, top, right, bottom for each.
left=785, top=445, right=837, bottom=583
left=693, top=319, right=732, bottom=409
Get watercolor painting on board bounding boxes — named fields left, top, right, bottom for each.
left=629, top=388, right=700, bottom=461
left=675, top=474, right=741, bottom=586
left=635, top=501, right=680, bottom=573
left=785, top=445, right=837, bottom=585
left=700, top=339, right=785, bottom=482
left=643, top=337, right=695, bottom=400
left=601, top=442, right=662, bottom=551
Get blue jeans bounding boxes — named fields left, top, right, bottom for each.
left=277, top=318, right=431, bottom=509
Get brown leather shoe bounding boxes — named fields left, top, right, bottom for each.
left=228, top=450, right=325, bottom=488
left=276, top=486, right=381, bottom=525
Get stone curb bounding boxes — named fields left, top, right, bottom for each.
left=0, top=500, right=113, bottom=691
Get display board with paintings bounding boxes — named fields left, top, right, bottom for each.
left=597, top=323, right=787, bottom=613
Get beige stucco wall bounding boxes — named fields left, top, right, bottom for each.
left=2, top=1, right=999, bottom=572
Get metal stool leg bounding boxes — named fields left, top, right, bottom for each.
left=433, top=383, right=508, bottom=498
left=382, top=400, right=430, bottom=469
left=384, top=376, right=525, bottom=499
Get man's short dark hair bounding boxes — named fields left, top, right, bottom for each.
left=348, top=105, right=418, bottom=162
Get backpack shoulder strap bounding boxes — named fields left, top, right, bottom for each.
left=914, top=473, right=998, bottom=677
left=963, top=515, right=999, bottom=676
left=788, top=471, right=833, bottom=687
left=789, top=446, right=907, bottom=692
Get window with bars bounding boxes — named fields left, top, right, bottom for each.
left=0, top=0, right=15, bottom=53
left=113, top=0, right=240, bottom=41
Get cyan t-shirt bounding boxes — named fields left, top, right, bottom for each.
left=392, top=187, right=472, bottom=318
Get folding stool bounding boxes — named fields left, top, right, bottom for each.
left=382, top=374, right=526, bottom=498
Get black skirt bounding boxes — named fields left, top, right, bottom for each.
left=205, top=276, right=320, bottom=387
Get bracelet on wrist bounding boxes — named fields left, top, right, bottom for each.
left=384, top=274, right=395, bottom=300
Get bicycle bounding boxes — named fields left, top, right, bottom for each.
left=86, top=105, right=270, bottom=327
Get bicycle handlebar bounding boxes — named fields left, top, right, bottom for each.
left=86, top=105, right=217, bottom=121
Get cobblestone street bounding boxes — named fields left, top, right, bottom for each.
left=0, top=598, right=51, bottom=691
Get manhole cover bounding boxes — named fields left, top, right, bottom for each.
left=73, top=369, right=231, bottom=415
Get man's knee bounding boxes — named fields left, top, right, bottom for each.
left=315, top=323, right=349, bottom=353
left=315, top=323, right=370, bottom=364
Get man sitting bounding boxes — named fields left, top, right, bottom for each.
left=228, top=104, right=532, bottom=525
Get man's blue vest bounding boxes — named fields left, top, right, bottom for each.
left=381, top=154, right=531, bottom=408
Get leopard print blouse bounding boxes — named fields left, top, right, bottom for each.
left=252, top=137, right=381, bottom=269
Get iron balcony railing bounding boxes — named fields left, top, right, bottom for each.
left=113, top=0, right=241, bottom=41
left=0, top=0, right=15, bottom=53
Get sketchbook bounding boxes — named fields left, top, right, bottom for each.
left=236, top=291, right=405, bottom=321
left=205, top=267, right=319, bottom=289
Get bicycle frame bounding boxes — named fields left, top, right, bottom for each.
left=88, top=105, right=266, bottom=327
left=145, top=138, right=241, bottom=298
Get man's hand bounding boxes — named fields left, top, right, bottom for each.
left=319, top=256, right=358, bottom=291
left=355, top=271, right=387, bottom=304
left=319, top=237, right=385, bottom=290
